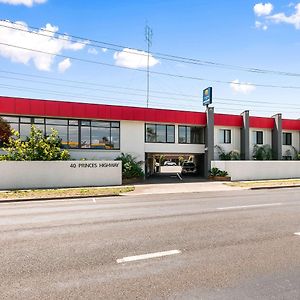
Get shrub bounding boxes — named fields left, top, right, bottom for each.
left=215, top=145, right=240, bottom=160
left=252, top=145, right=272, bottom=160
left=115, top=153, right=144, bottom=179
left=0, top=125, right=70, bottom=161
left=209, top=167, right=228, bottom=177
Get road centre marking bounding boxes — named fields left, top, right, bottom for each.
left=294, top=232, right=300, bottom=236
left=117, top=249, right=181, bottom=263
left=217, top=203, right=283, bottom=210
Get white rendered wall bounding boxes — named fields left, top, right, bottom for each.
left=120, top=120, right=145, bottom=163
left=211, top=160, right=300, bottom=181
left=69, top=149, right=120, bottom=160
left=249, top=128, right=272, bottom=158
left=0, top=161, right=122, bottom=190
left=282, top=130, right=300, bottom=158
left=214, top=126, right=241, bottom=159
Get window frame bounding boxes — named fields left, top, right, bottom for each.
left=178, top=125, right=204, bottom=144
left=283, top=132, right=292, bottom=146
left=145, top=123, right=175, bottom=144
left=219, top=129, right=231, bottom=144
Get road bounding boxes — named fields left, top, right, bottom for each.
left=1, top=188, right=300, bottom=299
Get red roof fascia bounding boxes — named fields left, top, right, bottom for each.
left=0, top=96, right=207, bottom=126
left=214, top=113, right=243, bottom=127
left=249, top=116, right=274, bottom=129
left=282, top=119, right=300, bottom=131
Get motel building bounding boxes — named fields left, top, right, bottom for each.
left=0, top=95, right=300, bottom=179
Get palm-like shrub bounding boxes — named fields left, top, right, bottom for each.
left=252, top=145, right=272, bottom=160
left=115, top=153, right=144, bottom=179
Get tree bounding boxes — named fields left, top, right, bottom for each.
left=0, top=117, right=12, bottom=146
left=0, top=125, right=70, bottom=161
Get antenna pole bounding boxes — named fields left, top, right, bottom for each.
left=145, top=24, right=153, bottom=108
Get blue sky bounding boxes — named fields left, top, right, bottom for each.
left=0, top=0, right=300, bottom=118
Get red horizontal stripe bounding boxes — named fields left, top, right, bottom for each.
left=0, top=96, right=206, bottom=126
left=249, top=116, right=274, bottom=129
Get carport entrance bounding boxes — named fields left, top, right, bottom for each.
left=145, top=153, right=205, bottom=181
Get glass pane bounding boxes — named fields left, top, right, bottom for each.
left=46, top=119, right=68, bottom=125
left=178, top=126, right=186, bottom=143
left=156, top=125, right=166, bottom=143
left=186, top=127, right=191, bottom=143
left=20, top=124, right=31, bottom=140
left=81, top=127, right=91, bottom=148
left=68, top=126, right=79, bottom=148
left=81, top=120, right=90, bottom=126
left=46, top=125, right=68, bottom=148
left=69, top=120, right=78, bottom=126
left=20, top=117, right=31, bottom=123
left=91, top=121, right=110, bottom=127
left=1, top=116, right=19, bottom=123
left=35, top=124, right=45, bottom=135
left=146, top=124, right=156, bottom=143
left=111, top=128, right=120, bottom=149
left=190, top=127, right=202, bottom=144
left=91, top=127, right=110, bottom=149
left=111, top=122, right=120, bottom=128
left=34, top=118, right=44, bottom=124
left=8, top=123, right=19, bottom=135
left=167, top=126, right=175, bottom=143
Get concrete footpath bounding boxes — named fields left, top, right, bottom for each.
left=127, top=181, right=243, bottom=195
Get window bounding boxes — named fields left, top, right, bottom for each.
left=0, top=115, right=120, bottom=150
left=178, top=126, right=204, bottom=144
left=219, top=129, right=231, bottom=144
left=253, top=131, right=263, bottom=145
left=145, top=124, right=175, bottom=143
left=283, top=132, right=292, bottom=145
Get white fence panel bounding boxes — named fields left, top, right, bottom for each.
left=211, top=161, right=300, bottom=181
left=0, top=160, right=122, bottom=190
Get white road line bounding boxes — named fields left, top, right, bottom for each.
left=117, top=249, right=181, bottom=263
left=294, top=232, right=300, bottom=236
left=217, top=203, right=283, bottom=210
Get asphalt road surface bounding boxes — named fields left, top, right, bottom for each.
left=1, top=188, right=300, bottom=299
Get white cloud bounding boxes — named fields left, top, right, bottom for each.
left=0, top=0, right=46, bottom=6
left=255, top=20, right=268, bottom=30
left=88, top=47, right=98, bottom=55
left=268, top=3, right=300, bottom=29
left=102, top=47, right=107, bottom=53
left=0, top=21, right=87, bottom=71
left=58, top=58, right=71, bottom=73
left=113, top=48, right=159, bottom=69
left=254, top=3, right=274, bottom=16
left=230, top=79, right=256, bottom=94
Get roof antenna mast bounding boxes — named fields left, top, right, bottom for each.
left=145, top=22, right=153, bottom=108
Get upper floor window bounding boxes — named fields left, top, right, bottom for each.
left=0, top=115, right=120, bottom=150
left=178, top=126, right=204, bottom=144
left=219, top=129, right=231, bottom=144
left=254, top=131, right=263, bottom=145
left=145, top=124, right=175, bottom=143
left=283, top=132, right=292, bottom=145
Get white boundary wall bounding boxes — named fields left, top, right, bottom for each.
left=211, top=161, right=300, bottom=181
left=0, top=161, right=122, bottom=190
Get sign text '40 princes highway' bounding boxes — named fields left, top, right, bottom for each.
left=70, top=162, right=120, bottom=168
left=203, top=87, right=212, bottom=106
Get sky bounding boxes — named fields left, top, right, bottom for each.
left=0, top=0, right=300, bottom=119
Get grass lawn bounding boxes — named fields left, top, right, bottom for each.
left=225, top=179, right=300, bottom=188
left=0, top=186, right=135, bottom=200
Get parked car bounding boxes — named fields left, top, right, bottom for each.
left=181, top=161, right=197, bottom=175
left=164, top=161, right=177, bottom=166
